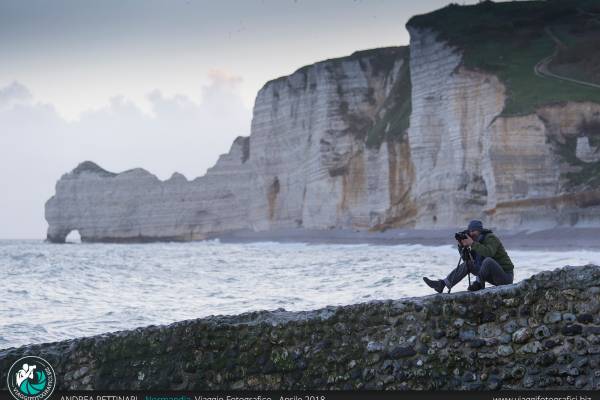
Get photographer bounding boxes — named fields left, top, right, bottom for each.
left=423, top=220, right=514, bottom=293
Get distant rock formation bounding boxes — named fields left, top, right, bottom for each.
left=45, top=3, right=600, bottom=243
left=46, top=47, right=414, bottom=243
left=2, top=265, right=600, bottom=390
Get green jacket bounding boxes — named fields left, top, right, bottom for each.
left=471, top=231, right=514, bottom=272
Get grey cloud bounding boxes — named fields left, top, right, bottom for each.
left=0, top=81, right=32, bottom=108
left=0, top=73, right=251, bottom=238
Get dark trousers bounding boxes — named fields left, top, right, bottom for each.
left=443, top=257, right=513, bottom=289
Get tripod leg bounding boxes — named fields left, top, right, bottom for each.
left=448, top=256, right=462, bottom=293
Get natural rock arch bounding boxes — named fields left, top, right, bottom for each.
left=65, top=229, right=82, bottom=243
left=46, top=227, right=76, bottom=243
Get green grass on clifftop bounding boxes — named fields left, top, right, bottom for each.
left=550, top=24, right=600, bottom=86
left=407, top=0, right=600, bottom=116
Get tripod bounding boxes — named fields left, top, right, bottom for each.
left=447, top=245, right=474, bottom=293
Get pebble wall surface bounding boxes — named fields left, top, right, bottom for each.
left=2, top=265, right=600, bottom=390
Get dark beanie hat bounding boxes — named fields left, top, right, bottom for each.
left=468, top=220, right=483, bottom=231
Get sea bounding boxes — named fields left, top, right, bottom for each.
left=1, top=238, right=599, bottom=350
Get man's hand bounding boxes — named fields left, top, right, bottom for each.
left=461, top=236, right=474, bottom=247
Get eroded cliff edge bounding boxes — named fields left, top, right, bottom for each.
left=406, top=1, right=600, bottom=228
left=2, top=265, right=600, bottom=390
left=45, top=47, right=414, bottom=243
left=45, top=1, right=600, bottom=243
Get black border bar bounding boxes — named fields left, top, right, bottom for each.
left=1, top=390, right=599, bottom=400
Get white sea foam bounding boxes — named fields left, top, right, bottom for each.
left=0, top=239, right=598, bottom=349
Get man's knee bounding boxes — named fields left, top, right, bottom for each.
left=480, top=257, right=512, bottom=285
left=482, top=257, right=499, bottom=267
left=480, top=257, right=499, bottom=278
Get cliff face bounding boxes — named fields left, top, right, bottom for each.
left=407, top=27, right=506, bottom=227
left=407, top=26, right=600, bottom=229
left=486, top=103, right=600, bottom=227
left=46, top=6, right=600, bottom=242
left=46, top=48, right=415, bottom=243
left=244, top=47, right=413, bottom=232
left=2, top=265, right=600, bottom=390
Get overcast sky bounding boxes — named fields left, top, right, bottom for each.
left=0, top=0, right=479, bottom=239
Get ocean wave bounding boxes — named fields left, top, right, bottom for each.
left=1, top=239, right=599, bottom=349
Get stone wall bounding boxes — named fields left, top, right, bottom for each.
left=2, top=265, right=600, bottom=390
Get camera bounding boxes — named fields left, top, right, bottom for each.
left=454, top=230, right=470, bottom=242
left=455, top=230, right=475, bottom=263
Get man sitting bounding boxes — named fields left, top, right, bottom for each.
left=423, top=220, right=514, bottom=293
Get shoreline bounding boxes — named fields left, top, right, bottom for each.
left=213, top=227, right=600, bottom=251
left=5, top=227, right=600, bottom=251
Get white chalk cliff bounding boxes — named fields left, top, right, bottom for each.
left=46, top=48, right=414, bottom=242
left=406, top=26, right=600, bottom=228
left=45, top=25, right=600, bottom=243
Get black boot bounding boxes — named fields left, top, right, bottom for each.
left=468, top=281, right=483, bottom=291
left=423, top=277, right=445, bottom=293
